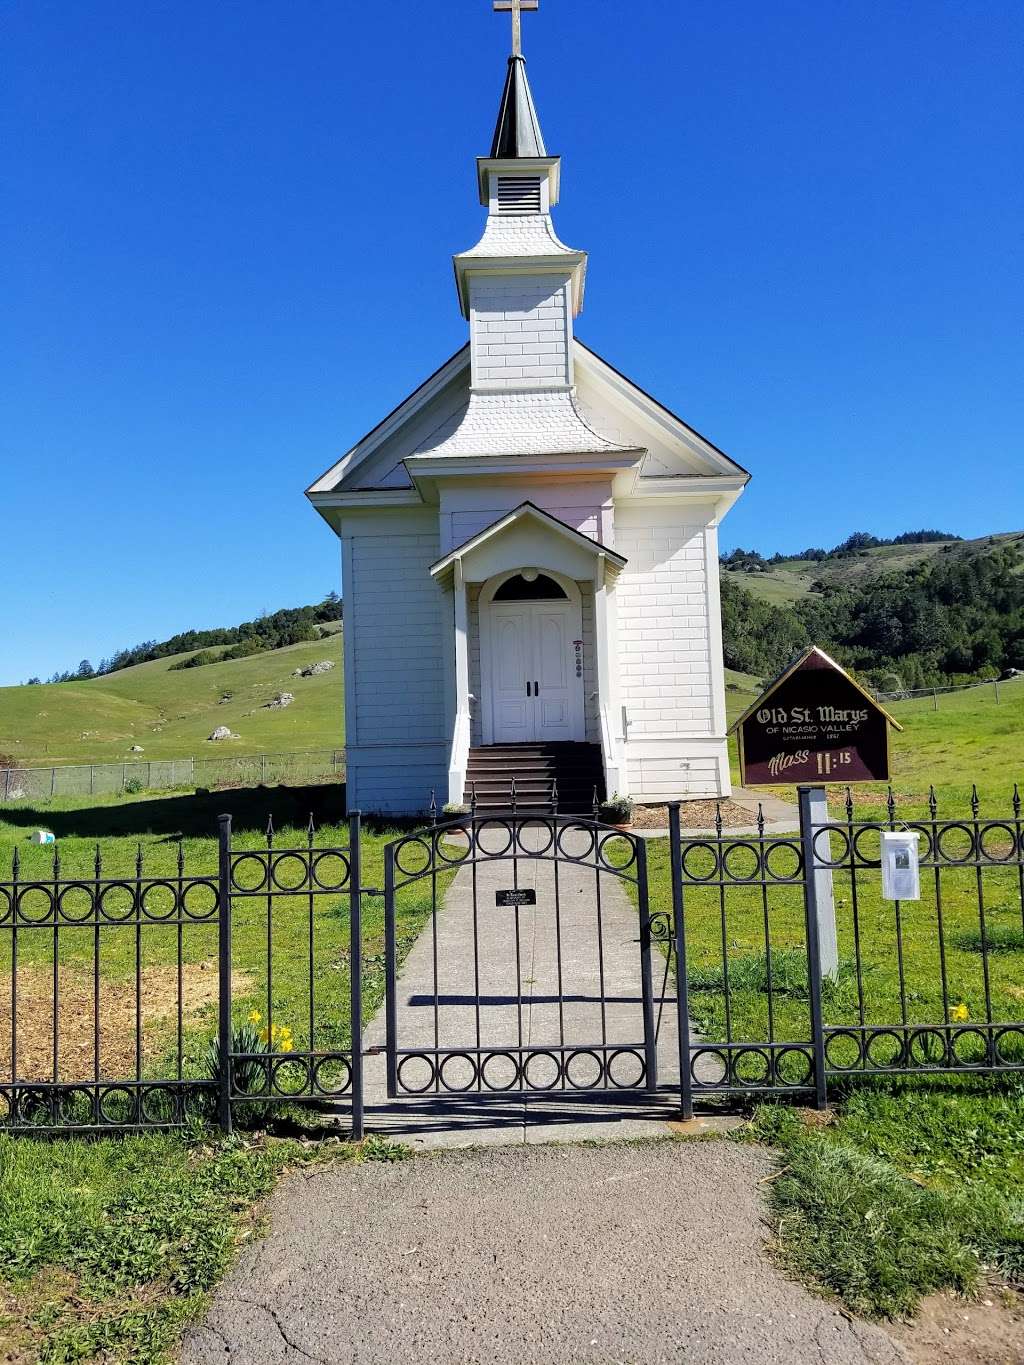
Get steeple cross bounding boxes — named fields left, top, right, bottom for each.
left=494, top=0, right=538, bottom=58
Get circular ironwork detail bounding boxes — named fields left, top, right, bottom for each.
left=0, top=887, right=12, bottom=925
left=607, top=1048, right=646, bottom=1089
left=480, top=1051, right=522, bottom=1092
left=514, top=820, right=555, bottom=858
left=522, top=1050, right=562, bottom=1091
left=598, top=833, right=637, bottom=875
left=233, top=1057, right=271, bottom=1097
left=811, top=825, right=850, bottom=868
left=555, top=822, right=596, bottom=862
left=231, top=854, right=269, bottom=893
left=992, top=1026, right=1024, bottom=1068
left=680, top=842, right=721, bottom=884
left=564, top=1048, right=605, bottom=1090
left=438, top=1052, right=479, bottom=1093
left=181, top=879, right=219, bottom=920
left=690, top=1048, right=728, bottom=1086
left=763, top=841, right=803, bottom=881
left=15, top=886, right=56, bottom=924
left=270, top=853, right=311, bottom=892
left=864, top=1029, right=906, bottom=1069
left=851, top=825, right=884, bottom=867
left=98, top=1085, right=139, bottom=1125
left=824, top=1029, right=864, bottom=1072
left=397, top=1053, right=437, bottom=1095
left=140, top=880, right=179, bottom=921
left=311, top=851, right=351, bottom=890
left=720, top=843, right=762, bottom=883
left=949, top=1027, right=991, bottom=1067
left=54, top=1085, right=98, bottom=1125
left=935, top=823, right=977, bottom=864
left=312, top=1054, right=352, bottom=1095
left=140, top=1084, right=180, bottom=1125
left=730, top=1046, right=772, bottom=1087
left=394, top=837, right=433, bottom=879
left=774, top=1045, right=815, bottom=1088
left=978, top=823, right=1020, bottom=863
left=14, top=1088, right=53, bottom=1126
left=98, top=882, right=138, bottom=922
left=271, top=1056, right=312, bottom=1096
left=435, top=833, right=471, bottom=867
left=57, top=883, right=97, bottom=924
left=908, top=1027, right=949, bottom=1068
left=648, top=912, right=672, bottom=944
left=475, top=820, right=516, bottom=860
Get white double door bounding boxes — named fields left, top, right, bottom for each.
left=488, top=601, right=584, bottom=744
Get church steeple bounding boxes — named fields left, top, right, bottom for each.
left=490, top=55, right=547, bottom=159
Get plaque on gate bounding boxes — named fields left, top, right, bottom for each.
left=734, top=645, right=901, bottom=787
left=495, top=888, right=537, bottom=907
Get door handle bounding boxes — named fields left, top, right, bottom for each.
left=534, top=680, right=540, bottom=694
left=526, top=681, right=532, bottom=697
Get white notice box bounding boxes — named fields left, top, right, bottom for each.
left=881, top=831, right=921, bottom=901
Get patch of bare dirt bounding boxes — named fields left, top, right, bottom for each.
left=629, top=798, right=757, bottom=830
left=0, top=963, right=254, bottom=1083
left=886, top=1287, right=1024, bottom=1365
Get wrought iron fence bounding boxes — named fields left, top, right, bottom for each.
left=0, top=815, right=363, bottom=1136
left=2, top=782, right=1022, bottom=1136
left=0, top=749, right=346, bottom=803
left=669, top=784, right=1024, bottom=1117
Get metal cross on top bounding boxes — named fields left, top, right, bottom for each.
left=494, top=0, right=539, bottom=58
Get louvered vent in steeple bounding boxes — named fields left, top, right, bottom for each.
left=496, top=175, right=543, bottom=214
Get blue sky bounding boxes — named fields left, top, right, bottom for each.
left=3, top=1, right=1021, bottom=685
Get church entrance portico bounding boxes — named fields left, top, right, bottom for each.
left=480, top=570, right=584, bottom=745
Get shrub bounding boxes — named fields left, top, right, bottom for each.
left=599, top=794, right=634, bottom=824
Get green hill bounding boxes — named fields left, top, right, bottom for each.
left=0, top=628, right=343, bottom=767
left=722, top=531, right=1024, bottom=607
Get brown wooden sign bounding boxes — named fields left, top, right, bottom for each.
left=735, top=646, right=902, bottom=787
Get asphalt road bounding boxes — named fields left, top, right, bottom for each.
left=182, top=1140, right=907, bottom=1365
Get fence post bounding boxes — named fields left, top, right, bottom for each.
left=804, top=786, right=838, bottom=980
left=348, top=812, right=364, bottom=1139
left=384, top=844, right=398, bottom=1099
left=668, top=803, right=694, bottom=1121
left=994, top=678, right=1000, bottom=704
left=261, top=754, right=267, bottom=785
left=797, top=787, right=829, bottom=1110
left=217, top=814, right=233, bottom=1134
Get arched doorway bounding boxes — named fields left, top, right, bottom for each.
left=479, top=569, right=585, bottom=744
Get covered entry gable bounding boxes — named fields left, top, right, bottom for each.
left=429, top=500, right=626, bottom=587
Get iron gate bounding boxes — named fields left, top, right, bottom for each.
left=382, top=812, right=667, bottom=1098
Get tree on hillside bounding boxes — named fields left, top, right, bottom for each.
left=76, top=659, right=95, bottom=678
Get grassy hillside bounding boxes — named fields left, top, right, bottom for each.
left=0, top=629, right=343, bottom=766
left=723, top=531, right=1024, bottom=607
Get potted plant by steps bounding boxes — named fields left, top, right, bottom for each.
left=598, top=794, right=634, bottom=829
left=442, top=801, right=470, bottom=819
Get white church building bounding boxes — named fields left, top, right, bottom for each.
left=307, top=24, right=749, bottom=816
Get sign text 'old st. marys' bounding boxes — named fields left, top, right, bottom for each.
left=734, top=646, right=902, bottom=787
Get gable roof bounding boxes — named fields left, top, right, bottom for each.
left=429, top=501, right=626, bottom=583
left=731, top=646, right=903, bottom=732
left=306, top=339, right=749, bottom=499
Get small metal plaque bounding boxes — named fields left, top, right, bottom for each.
left=495, top=888, right=536, bottom=907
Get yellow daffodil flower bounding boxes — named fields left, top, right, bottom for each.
left=248, top=1009, right=262, bottom=1025
left=950, top=1002, right=969, bottom=1023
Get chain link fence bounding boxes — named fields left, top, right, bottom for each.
left=0, top=749, right=345, bottom=804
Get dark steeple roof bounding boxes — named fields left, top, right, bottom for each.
left=489, top=55, right=547, bottom=159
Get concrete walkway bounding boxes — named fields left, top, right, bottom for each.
left=182, top=1141, right=908, bottom=1365
left=361, top=822, right=683, bottom=1148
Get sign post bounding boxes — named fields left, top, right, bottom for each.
left=733, top=647, right=903, bottom=981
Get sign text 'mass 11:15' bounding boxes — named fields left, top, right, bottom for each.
left=734, top=646, right=902, bottom=787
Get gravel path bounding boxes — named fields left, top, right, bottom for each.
left=182, top=1140, right=907, bottom=1365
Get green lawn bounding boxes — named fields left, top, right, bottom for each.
left=0, top=629, right=343, bottom=768
left=0, top=1129, right=406, bottom=1363
left=746, top=1078, right=1024, bottom=1318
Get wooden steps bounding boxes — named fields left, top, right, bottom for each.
left=464, top=742, right=605, bottom=815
